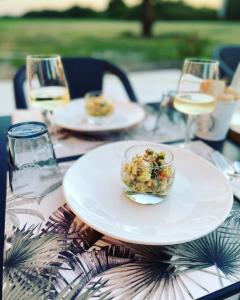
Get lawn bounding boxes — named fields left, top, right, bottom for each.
left=0, top=19, right=239, bottom=79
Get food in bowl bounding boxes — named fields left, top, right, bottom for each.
left=121, top=146, right=175, bottom=196
left=85, top=93, right=114, bottom=117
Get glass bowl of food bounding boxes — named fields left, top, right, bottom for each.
left=121, top=144, right=175, bottom=201
left=85, top=91, right=114, bottom=125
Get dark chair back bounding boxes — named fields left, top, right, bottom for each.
left=213, top=45, right=240, bottom=81
left=13, top=57, right=138, bottom=109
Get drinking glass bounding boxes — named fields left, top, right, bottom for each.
left=121, top=144, right=175, bottom=204
left=173, top=58, right=219, bottom=148
left=26, top=55, right=70, bottom=131
left=231, top=62, right=240, bottom=90
left=8, top=122, right=60, bottom=198
left=84, top=91, right=114, bottom=125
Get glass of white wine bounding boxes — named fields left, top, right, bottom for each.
left=27, top=55, right=70, bottom=133
left=174, top=58, right=219, bottom=148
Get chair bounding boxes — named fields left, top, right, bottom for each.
left=213, top=45, right=240, bottom=81
left=13, top=57, right=138, bottom=109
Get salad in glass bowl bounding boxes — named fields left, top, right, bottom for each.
left=121, top=145, right=175, bottom=197
left=85, top=91, right=114, bottom=124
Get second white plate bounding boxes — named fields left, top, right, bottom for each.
left=54, top=99, right=145, bottom=133
left=63, top=141, right=233, bottom=245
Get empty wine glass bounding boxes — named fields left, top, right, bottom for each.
left=173, top=58, right=219, bottom=148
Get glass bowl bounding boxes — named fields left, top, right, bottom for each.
left=84, top=91, right=114, bottom=125
left=121, top=144, right=175, bottom=197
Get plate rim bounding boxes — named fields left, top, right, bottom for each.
left=63, top=140, right=233, bottom=245
left=54, top=99, right=145, bottom=133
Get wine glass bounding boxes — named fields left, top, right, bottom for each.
left=174, top=58, right=219, bottom=148
left=26, top=55, right=70, bottom=133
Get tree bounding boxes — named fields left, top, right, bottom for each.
left=106, top=0, right=128, bottom=19
left=141, top=0, right=156, bottom=38
left=225, top=0, right=240, bottom=20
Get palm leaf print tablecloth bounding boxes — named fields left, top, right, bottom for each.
left=3, top=139, right=240, bottom=300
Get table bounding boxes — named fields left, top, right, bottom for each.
left=1, top=104, right=240, bottom=300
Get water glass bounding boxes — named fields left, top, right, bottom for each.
left=8, top=122, right=60, bottom=198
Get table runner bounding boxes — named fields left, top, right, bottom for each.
left=3, top=140, right=240, bottom=300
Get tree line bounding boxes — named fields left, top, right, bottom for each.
left=14, top=0, right=240, bottom=39
left=23, top=0, right=217, bottom=21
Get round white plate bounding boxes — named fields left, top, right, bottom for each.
left=63, top=141, right=233, bottom=245
left=54, top=100, right=145, bottom=133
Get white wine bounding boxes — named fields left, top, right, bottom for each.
left=174, top=93, right=216, bottom=115
left=30, top=86, right=70, bottom=110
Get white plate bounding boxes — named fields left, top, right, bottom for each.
left=54, top=100, right=145, bottom=132
left=63, top=141, right=233, bottom=245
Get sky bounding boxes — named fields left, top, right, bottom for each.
left=0, top=0, right=223, bottom=16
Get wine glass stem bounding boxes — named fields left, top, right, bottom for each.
left=41, top=109, right=56, bottom=137
left=41, top=109, right=50, bottom=127
left=185, top=115, right=194, bottom=148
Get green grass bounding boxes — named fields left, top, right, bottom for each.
left=0, top=19, right=239, bottom=79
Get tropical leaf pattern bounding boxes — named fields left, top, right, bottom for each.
left=3, top=275, right=51, bottom=300
left=41, top=203, right=103, bottom=251
left=4, top=177, right=240, bottom=299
